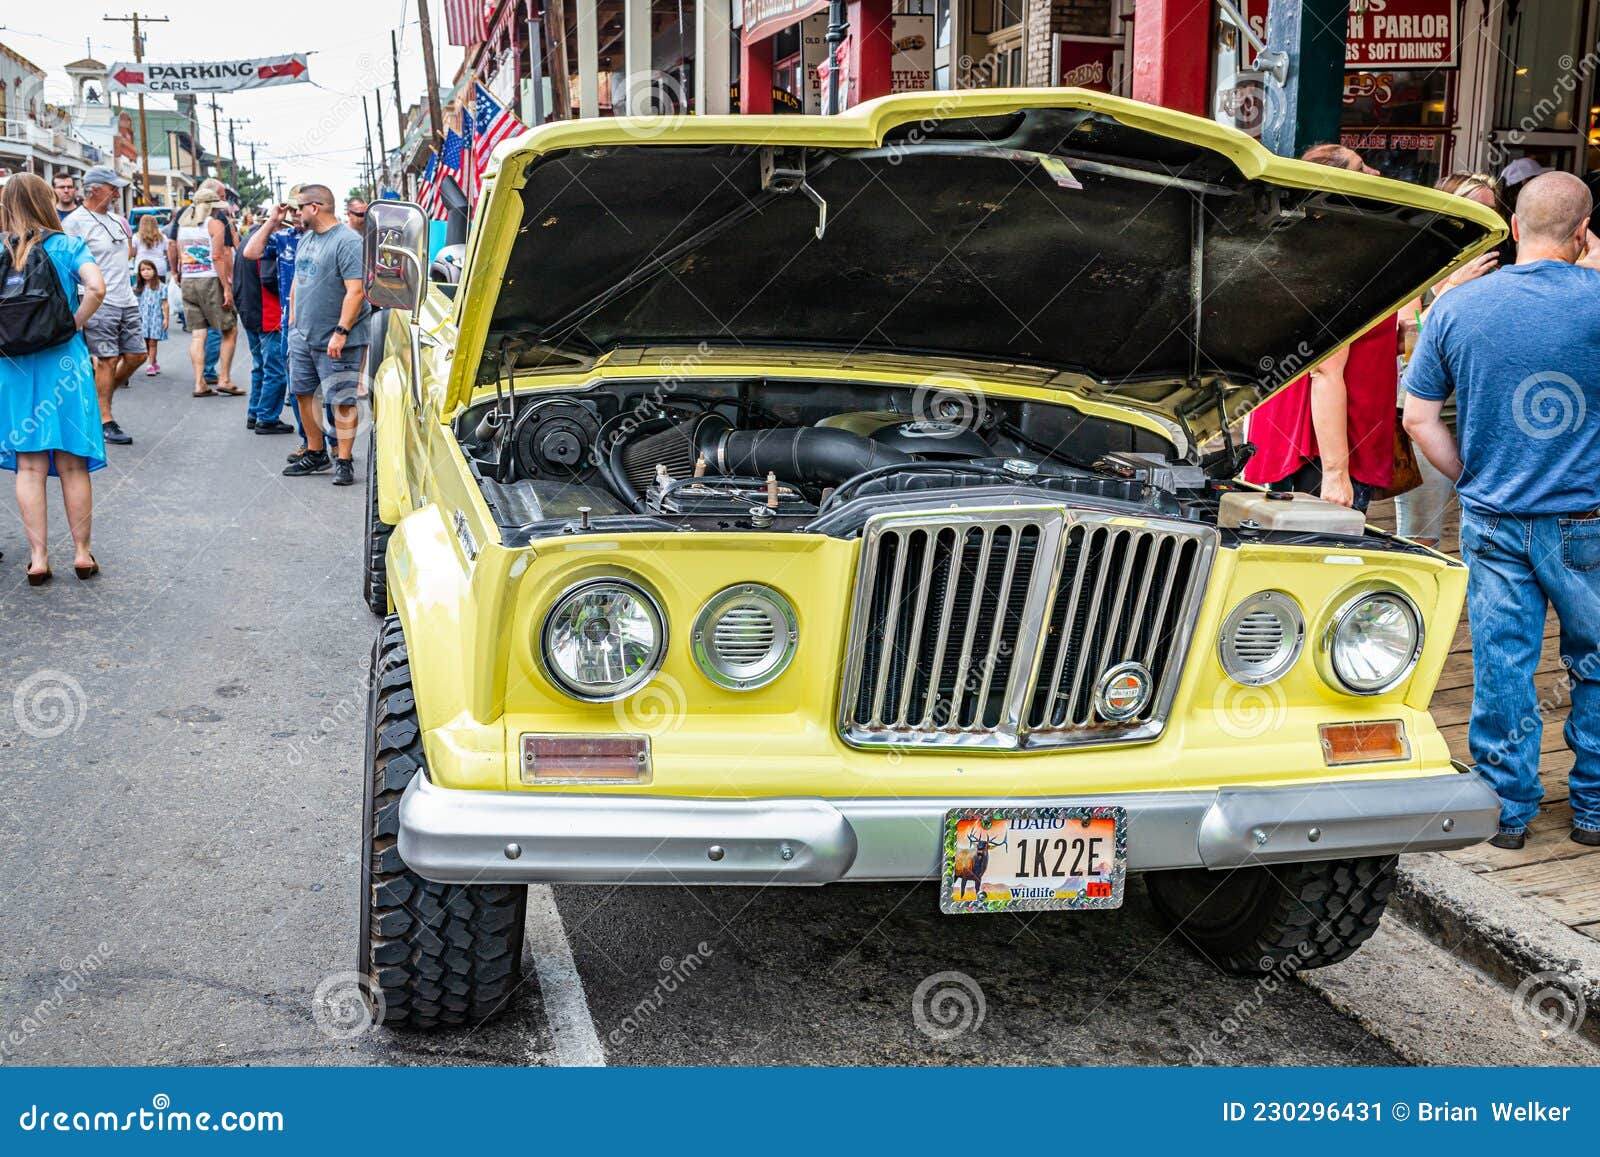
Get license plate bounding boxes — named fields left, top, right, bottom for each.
left=940, top=806, right=1126, bottom=914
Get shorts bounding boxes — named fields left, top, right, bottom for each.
left=82, top=302, right=145, bottom=358
left=180, top=277, right=236, bottom=332
left=287, top=332, right=366, bottom=406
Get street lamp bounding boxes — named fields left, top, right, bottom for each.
left=824, top=0, right=848, bottom=114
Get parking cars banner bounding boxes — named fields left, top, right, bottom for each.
left=105, top=54, right=310, bottom=94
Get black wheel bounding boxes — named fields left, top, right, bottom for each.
left=1144, top=855, right=1396, bottom=974
left=359, top=617, right=527, bottom=1028
left=362, top=429, right=392, bottom=616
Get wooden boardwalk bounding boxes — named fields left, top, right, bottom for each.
left=1365, top=497, right=1600, bottom=941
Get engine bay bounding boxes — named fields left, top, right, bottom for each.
left=454, top=377, right=1239, bottom=543
left=453, top=378, right=1401, bottom=550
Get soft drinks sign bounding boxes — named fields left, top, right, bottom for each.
left=1346, top=0, right=1457, bottom=68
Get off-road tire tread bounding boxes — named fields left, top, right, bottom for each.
left=363, top=617, right=526, bottom=1027
left=1147, top=855, right=1396, bottom=975
left=362, top=429, right=392, bottom=616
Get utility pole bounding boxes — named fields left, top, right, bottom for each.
left=362, top=94, right=376, bottom=198
left=104, top=11, right=170, bottom=204
left=226, top=116, right=243, bottom=190
left=374, top=90, right=388, bottom=192
left=206, top=97, right=223, bottom=183
left=416, top=0, right=446, bottom=143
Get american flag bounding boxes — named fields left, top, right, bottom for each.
left=470, top=83, right=524, bottom=198
left=442, top=0, right=488, bottom=47
left=418, top=151, right=446, bottom=220
left=438, top=129, right=467, bottom=199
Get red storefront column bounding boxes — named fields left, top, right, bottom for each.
left=741, top=35, right=775, bottom=113
left=1130, top=0, right=1210, bottom=115
left=849, top=0, right=894, bottom=103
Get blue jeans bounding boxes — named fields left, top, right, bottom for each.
left=203, top=328, right=220, bottom=379
left=243, top=327, right=286, bottom=424
left=1461, top=510, right=1600, bottom=833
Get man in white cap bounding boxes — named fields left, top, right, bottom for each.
left=1501, top=157, right=1549, bottom=192
left=62, top=165, right=143, bottom=445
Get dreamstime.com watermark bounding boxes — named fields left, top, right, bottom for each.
left=607, top=943, right=716, bottom=1046
left=1, top=943, right=114, bottom=1063
left=11, top=669, right=88, bottom=740
left=1185, top=948, right=1308, bottom=1063
left=16, top=1094, right=283, bottom=1135
left=1511, top=970, right=1589, bottom=1042
left=912, top=970, right=987, bottom=1042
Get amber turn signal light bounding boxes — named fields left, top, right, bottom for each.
left=521, top=734, right=652, bottom=784
left=1319, top=720, right=1409, bottom=766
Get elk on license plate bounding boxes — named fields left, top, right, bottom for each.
left=940, top=806, right=1126, bottom=914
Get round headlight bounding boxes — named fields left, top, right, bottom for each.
left=540, top=579, right=666, bottom=701
left=1325, top=590, right=1423, bottom=695
left=1218, top=591, right=1305, bottom=686
left=692, top=584, right=798, bottom=690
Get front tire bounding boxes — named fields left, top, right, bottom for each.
left=1145, top=855, right=1396, bottom=974
left=359, top=617, right=527, bottom=1028
left=362, top=429, right=392, bottom=616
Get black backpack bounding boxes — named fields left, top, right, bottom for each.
left=0, top=233, right=77, bottom=357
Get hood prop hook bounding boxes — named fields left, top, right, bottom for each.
left=490, top=336, right=525, bottom=483
left=761, top=146, right=828, bottom=240
left=1187, top=192, right=1252, bottom=478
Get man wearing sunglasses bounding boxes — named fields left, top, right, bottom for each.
left=280, top=184, right=369, bottom=486
left=345, top=197, right=368, bottom=232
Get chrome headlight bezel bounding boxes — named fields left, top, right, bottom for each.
left=538, top=578, right=667, bottom=702
left=691, top=584, right=798, bottom=691
left=1217, top=590, right=1306, bottom=686
left=1320, top=588, right=1425, bottom=696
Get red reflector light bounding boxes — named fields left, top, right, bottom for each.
left=1319, top=720, right=1409, bottom=766
left=521, top=734, right=651, bottom=784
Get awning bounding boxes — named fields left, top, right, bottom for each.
left=743, top=0, right=830, bottom=42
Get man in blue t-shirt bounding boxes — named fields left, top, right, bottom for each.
left=242, top=190, right=310, bottom=442
left=1403, top=171, right=1600, bottom=851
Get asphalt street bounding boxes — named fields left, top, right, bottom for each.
left=0, top=330, right=1587, bottom=1068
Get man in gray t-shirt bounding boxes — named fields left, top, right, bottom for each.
left=282, top=183, right=371, bottom=487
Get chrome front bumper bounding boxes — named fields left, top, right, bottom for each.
left=396, top=766, right=1501, bottom=886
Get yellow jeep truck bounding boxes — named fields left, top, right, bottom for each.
left=355, top=90, right=1505, bottom=1029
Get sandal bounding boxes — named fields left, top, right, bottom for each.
left=192, top=388, right=217, bottom=397
left=27, top=567, right=52, bottom=587
left=215, top=385, right=245, bottom=396
left=74, top=556, right=99, bottom=581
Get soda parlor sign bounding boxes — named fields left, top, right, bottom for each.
left=1346, top=0, right=1457, bottom=69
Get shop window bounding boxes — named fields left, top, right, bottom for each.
left=1344, top=69, right=1449, bottom=128
left=1495, top=0, right=1587, bottom=133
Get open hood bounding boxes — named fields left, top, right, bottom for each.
left=452, top=90, right=1503, bottom=447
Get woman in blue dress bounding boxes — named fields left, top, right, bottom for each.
left=0, top=174, right=108, bottom=584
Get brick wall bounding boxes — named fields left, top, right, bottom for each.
left=1026, top=0, right=1117, bottom=86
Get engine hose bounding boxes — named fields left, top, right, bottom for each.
left=706, top=427, right=911, bottom=485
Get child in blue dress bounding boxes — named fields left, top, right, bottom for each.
left=136, top=258, right=169, bottom=375
left=0, top=174, right=109, bottom=583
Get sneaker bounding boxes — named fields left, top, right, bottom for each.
left=145, top=364, right=158, bottom=377
left=246, top=417, right=257, bottom=430
left=102, top=420, right=132, bottom=446
left=287, top=444, right=312, bottom=463
left=283, top=449, right=331, bottom=477
left=331, top=458, right=356, bottom=487
left=255, top=420, right=294, bottom=435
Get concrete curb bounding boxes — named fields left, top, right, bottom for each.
left=1393, top=851, right=1600, bottom=1046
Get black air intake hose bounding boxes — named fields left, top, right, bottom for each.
left=704, top=426, right=911, bottom=484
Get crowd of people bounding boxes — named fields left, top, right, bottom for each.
left=0, top=168, right=373, bottom=582
left=1244, top=146, right=1600, bottom=852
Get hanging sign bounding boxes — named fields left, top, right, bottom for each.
left=1052, top=34, right=1122, bottom=91
left=1346, top=0, right=1457, bottom=69
left=106, top=54, right=311, bottom=94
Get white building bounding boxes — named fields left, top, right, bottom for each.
left=0, top=41, right=96, bottom=183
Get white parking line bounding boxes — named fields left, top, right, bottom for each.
left=525, top=884, right=607, bottom=1067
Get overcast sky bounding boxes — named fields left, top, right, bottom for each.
left=5, top=0, right=467, bottom=198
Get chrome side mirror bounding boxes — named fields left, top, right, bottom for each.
left=363, top=200, right=429, bottom=313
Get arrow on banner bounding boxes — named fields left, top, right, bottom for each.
left=257, top=59, right=306, bottom=80
left=113, top=66, right=145, bottom=86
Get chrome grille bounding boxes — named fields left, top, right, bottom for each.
left=711, top=606, right=779, bottom=665
left=1232, top=609, right=1286, bottom=665
left=839, top=506, right=1216, bottom=749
